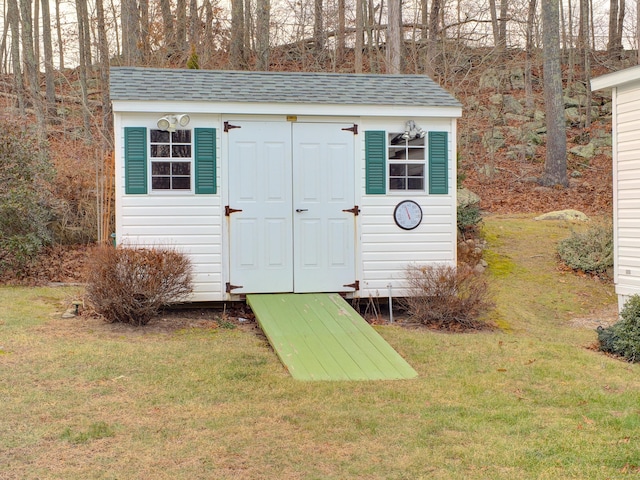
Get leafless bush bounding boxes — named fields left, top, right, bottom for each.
left=400, top=263, right=493, bottom=331
left=85, top=246, right=193, bottom=325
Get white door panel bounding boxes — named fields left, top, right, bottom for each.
left=228, top=121, right=356, bottom=294
left=228, top=122, right=293, bottom=293
left=293, top=123, right=356, bottom=292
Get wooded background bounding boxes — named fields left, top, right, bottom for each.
left=0, top=0, right=635, bottom=251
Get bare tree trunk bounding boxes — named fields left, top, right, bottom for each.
left=96, top=0, right=112, bottom=145
left=578, top=0, right=589, bottom=59
left=189, top=0, right=198, bottom=46
left=139, top=0, right=149, bottom=63
left=159, top=0, right=175, bottom=54
left=255, top=0, right=270, bottom=70
left=55, top=0, right=64, bottom=69
left=7, top=0, right=25, bottom=114
left=541, top=0, right=568, bottom=187
left=582, top=0, right=592, bottom=128
left=76, top=0, right=92, bottom=136
left=488, top=0, right=500, bottom=49
left=203, top=0, right=215, bottom=53
left=355, top=0, right=363, bottom=72
left=40, top=0, right=56, bottom=119
left=176, top=0, right=187, bottom=51
left=498, top=0, right=508, bottom=48
left=314, top=0, right=324, bottom=53
left=0, top=11, right=8, bottom=74
left=425, top=0, right=441, bottom=77
left=616, top=0, right=626, bottom=53
left=387, top=0, right=401, bottom=73
left=230, top=0, right=246, bottom=69
left=121, top=0, right=141, bottom=65
left=525, top=0, right=537, bottom=110
left=337, top=0, right=345, bottom=64
left=607, top=0, right=619, bottom=54
left=244, top=0, right=252, bottom=64
left=33, top=0, right=39, bottom=70
left=19, top=0, right=45, bottom=130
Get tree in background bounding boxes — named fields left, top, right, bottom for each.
left=541, top=0, right=568, bottom=187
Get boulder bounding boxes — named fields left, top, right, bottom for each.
left=534, top=210, right=590, bottom=221
left=457, top=187, right=480, bottom=207
left=569, top=142, right=596, bottom=159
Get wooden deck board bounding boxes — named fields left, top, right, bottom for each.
left=247, top=293, right=418, bottom=381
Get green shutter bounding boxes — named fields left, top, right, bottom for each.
left=428, top=131, right=448, bottom=194
left=365, top=131, right=386, bottom=195
left=194, top=128, right=217, bottom=194
left=124, top=127, right=147, bottom=194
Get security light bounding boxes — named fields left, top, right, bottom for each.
left=157, top=114, right=190, bottom=132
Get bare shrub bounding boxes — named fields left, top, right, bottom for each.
left=400, top=263, right=493, bottom=331
left=85, top=246, right=193, bottom=325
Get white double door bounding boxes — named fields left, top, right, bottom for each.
left=228, top=121, right=356, bottom=294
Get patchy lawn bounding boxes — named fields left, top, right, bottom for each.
left=1, top=215, right=638, bottom=479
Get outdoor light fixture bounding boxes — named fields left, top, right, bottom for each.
left=401, top=120, right=426, bottom=140
left=157, top=114, right=191, bottom=132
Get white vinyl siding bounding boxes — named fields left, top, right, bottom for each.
left=614, top=82, right=640, bottom=300
left=358, top=118, right=457, bottom=297
left=115, top=121, right=223, bottom=302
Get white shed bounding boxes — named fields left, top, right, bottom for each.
left=110, top=67, right=462, bottom=302
left=592, top=65, right=640, bottom=309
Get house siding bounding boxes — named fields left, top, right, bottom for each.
left=613, top=81, right=640, bottom=300
left=358, top=118, right=457, bottom=298
left=115, top=117, right=224, bottom=302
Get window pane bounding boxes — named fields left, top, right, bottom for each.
left=151, top=145, right=170, bottom=157
left=388, top=147, right=406, bottom=160
left=172, top=130, right=191, bottom=143
left=408, top=178, right=424, bottom=190
left=388, top=133, right=405, bottom=145
left=172, top=177, right=191, bottom=189
left=407, top=164, right=424, bottom=176
left=152, top=177, right=171, bottom=189
left=172, top=145, right=191, bottom=158
left=389, top=164, right=406, bottom=176
left=152, top=162, right=170, bottom=175
left=407, top=136, right=425, bottom=147
left=389, top=178, right=406, bottom=190
left=150, top=129, right=170, bottom=142
left=407, top=148, right=425, bottom=160
left=172, top=162, right=191, bottom=175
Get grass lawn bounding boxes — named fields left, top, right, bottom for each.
left=1, top=215, right=639, bottom=479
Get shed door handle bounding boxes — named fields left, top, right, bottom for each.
left=296, top=209, right=308, bottom=213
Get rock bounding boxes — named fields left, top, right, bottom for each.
left=482, top=128, right=505, bottom=152
left=534, top=209, right=590, bottom=221
left=565, top=107, right=581, bottom=124
left=570, top=142, right=596, bottom=159
left=457, top=187, right=480, bottom=207
left=480, top=69, right=502, bottom=89
left=503, top=95, right=524, bottom=115
left=504, top=113, right=531, bottom=123
left=489, top=93, right=503, bottom=105
left=510, top=67, right=525, bottom=89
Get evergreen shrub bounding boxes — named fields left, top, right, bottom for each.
left=598, top=295, right=640, bottom=363
left=557, top=223, right=613, bottom=274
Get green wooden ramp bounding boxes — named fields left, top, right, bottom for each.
left=246, top=293, right=418, bottom=381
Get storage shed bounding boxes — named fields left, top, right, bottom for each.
left=592, top=66, right=640, bottom=310
left=110, top=67, right=462, bottom=302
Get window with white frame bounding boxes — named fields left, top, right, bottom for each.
left=150, top=129, right=192, bottom=190
left=388, top=132, right=425, bottom=191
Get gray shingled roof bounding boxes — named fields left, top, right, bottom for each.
left=110, top=67, right=461, bottom=108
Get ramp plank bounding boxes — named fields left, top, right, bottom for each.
left=247, top=293, right=418, bottom=381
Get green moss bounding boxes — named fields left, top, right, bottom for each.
left=484, top=249, right=517, bottom=277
